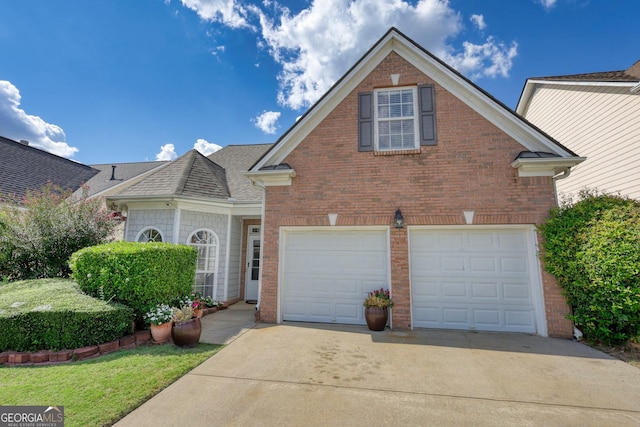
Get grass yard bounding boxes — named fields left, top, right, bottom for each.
left=0, top=344, right=222, bottom=427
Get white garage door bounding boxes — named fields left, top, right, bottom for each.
left=410, top=228, right=540, bottom=333
left=282, top=229, right=388, bottom=324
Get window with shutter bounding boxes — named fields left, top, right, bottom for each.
left=358, top=84, right=436, bottom=152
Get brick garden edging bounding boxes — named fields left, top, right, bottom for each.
left=0, top=305, right=226, bottom=367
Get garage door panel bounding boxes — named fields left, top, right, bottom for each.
left=471, top=282, right=499, bottom=299
left=470, top=257, right=497, bottom=272
left=282, top=230, right=388, bottom=325
left=411, top=229, right=538, bottom=333
left=441, top=281, right=467, bottom=297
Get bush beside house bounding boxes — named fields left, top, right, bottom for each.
left=69, top=241, right=198, bottom=324
left=0, top=183, right=120, bottom=281
left=539, top=190, right=640, bottom=345
left=0, top=279, right=133, bottom=352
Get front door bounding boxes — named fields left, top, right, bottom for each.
left=245, top=227, right=261, bottom=302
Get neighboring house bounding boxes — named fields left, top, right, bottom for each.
left=73, top=161, right=169, bottom=199
left=517, top=60, right=640, bottom=200
left=0, top=135, right=98, bottom=202
left=246, top=28, right=585, bottom=338
left=107, top=144, right=271, bottom=304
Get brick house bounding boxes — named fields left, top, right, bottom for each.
left=247, top=28, right=584, bottom=338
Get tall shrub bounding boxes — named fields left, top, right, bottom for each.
left=539, top=190, right=640, bottom=344
left=69, top=241, right=197, bottom=323
left=0, top=183, right=121, bottom=280
left=578, top=205, right=640, bottom=344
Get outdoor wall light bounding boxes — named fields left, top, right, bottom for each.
left=394, top=209, right=405, bottom=229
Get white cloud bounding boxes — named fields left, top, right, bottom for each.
left=0, top=80, right=78, bottom=158
left=156, top=143, right=178, bottom=161
left=182, top=0, right=519, bottom=109
left=536, top=0, right=557, bottom=10
left=452, top=38, right=518, bottom=79
left=253, top=110, right=281, bottom=134
left=470, top=14, right=486, bottom=31
left=180, top=0, right=252, bottom=28
left=193, top=138, right=223, bottom=155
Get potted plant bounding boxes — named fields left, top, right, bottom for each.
left=171, top=305, right=201, bottom=348
left=191, top=291, right=206, bottom=318
left=144, top=304, right=173, bottom=343
left=363, top=288, right=393, bottom=331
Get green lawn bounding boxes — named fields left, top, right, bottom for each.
left=0, top=344, right=222, bottom=427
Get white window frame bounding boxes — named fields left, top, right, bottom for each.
left=374, top=86, right=420, bottom=151
left=187, top=229, right=219, bottom=299
left=135, top=227, right=164, bottom=243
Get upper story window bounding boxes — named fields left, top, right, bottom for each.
left=136, top=227, right=163, bottom=243
left=358, top=84, right=436, bottom=153
left=375, top=87, right=419, bottom=151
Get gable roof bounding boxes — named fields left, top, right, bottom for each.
left=115, top=149, right=230, bottom=200
left=0, top=135, right=98, bottom=201
left=208, top=144, right=271, bottom=201
left=517, top=59, right=640, bottom=115
left=250, top=27, right=581, bottom=174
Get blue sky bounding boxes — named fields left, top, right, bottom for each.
left=0, top=0, right=637, bottom=164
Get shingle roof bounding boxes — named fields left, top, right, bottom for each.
left=75, top=161, right=168, bottom=198
left=531, top=60, right=640, bottom=83
left=117, top=149, right=230, bottom=199
left=0, top=135, right=98, bottom=201
left=208, top=144, right=272, bottom=201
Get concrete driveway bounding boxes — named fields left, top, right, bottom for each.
left=116, top=322, right=640, bottom=426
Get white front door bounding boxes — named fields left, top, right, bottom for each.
left=245, top=232, right=261, bottom=302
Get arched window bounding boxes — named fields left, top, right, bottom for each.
left=187, top=229, right=219, bottom=299
left=136, top=227, right=163, bottom=243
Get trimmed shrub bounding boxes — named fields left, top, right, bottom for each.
left=539, top=190, right=640, bottom=345
left=578, top=205, right=640, bottom=344
left=69, top=241, right=197, bottom=322
left=0, top=279, right=134, bottom=352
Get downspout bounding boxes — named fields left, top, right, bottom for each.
left=552, top=167, right=572, bottom=205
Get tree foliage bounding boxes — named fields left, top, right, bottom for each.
left=0, top=182, right=121, bottom=280
left=539, top=190, right=640, bottom=345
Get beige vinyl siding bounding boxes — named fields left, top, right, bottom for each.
left=524, top=84, right=640, bottom=200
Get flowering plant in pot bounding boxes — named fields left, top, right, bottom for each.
left=171, top=305, right=201, bottom=348
left=145, top=304, right=173, bottom=343
left=363, top=288, right=393, bottom=331
left=363, top=288, right=394, bottom=309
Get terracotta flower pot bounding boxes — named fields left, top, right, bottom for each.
left=150, top=321, right=172, bottom=344
left=171, top=317, right=202, bottom=348
left=365, top=307, right=388, bottom=331
left=194, top=308, right=203, bottom=318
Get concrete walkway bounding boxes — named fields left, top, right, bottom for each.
left=199, top=301, right=257, bottom=345
left=116, top=312, right=640, bottom=426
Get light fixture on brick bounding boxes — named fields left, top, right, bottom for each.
left=394, top=209, right=405, bottom=228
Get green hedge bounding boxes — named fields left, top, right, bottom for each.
left=69, top=242, right=197, bottom=321
left=0, top=279, right=134, bottom=352
left=539, top=190, right=640, bottom=345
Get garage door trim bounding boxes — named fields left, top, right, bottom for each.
left=278, top=226, right=391, bottom=324
left=408, top=225, right=548, bottom=336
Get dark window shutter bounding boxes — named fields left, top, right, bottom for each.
left=358, top=92, right=374, bottom=152
left=418, top=84, right=436, bottom=146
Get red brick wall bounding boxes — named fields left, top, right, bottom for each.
left=258, top=51, right=572, bottom=338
